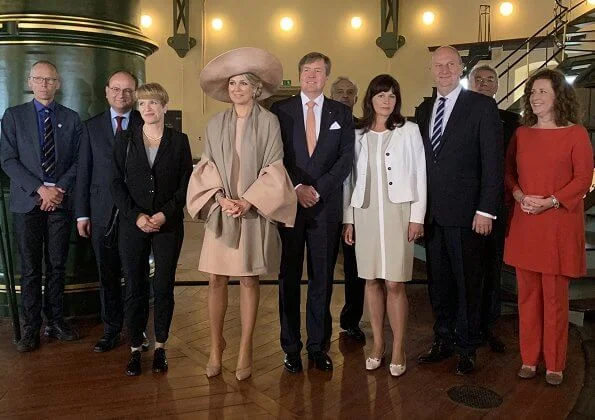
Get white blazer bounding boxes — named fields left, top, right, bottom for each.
left=343, top=121, right=427, bottom=224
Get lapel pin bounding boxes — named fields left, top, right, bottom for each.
left=57, top=123, right=62, bottom=128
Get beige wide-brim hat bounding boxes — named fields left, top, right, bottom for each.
left=199, top=47, right=283, bottom=103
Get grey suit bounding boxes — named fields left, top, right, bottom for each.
left=74, top=108, right=142, bottom=336
left=0, top=100, right=83, bottom=331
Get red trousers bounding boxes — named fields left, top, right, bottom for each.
left=516, top=268, right=570, bottom=372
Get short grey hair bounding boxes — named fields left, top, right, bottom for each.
left=330, top=76, right=358, bottom=96
left=469, top=64, right=498, bottom=80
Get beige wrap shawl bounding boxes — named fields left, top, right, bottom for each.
left=186, top=104, right=296, bottom=273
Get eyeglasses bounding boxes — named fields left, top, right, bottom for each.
left=474, top=76, right=497, bottom=84
left=29, top=76, right=58, bottom=85
left=109, top=87, right=134, bottom=96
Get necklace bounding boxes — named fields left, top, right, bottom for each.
left=142, top=128, right=162, bottom=142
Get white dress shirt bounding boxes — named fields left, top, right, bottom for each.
left=110, top=108, right=132, bottom=135
left=430, top=84, right=462, bottom=137
left=430, top=85, right=495, bottom=220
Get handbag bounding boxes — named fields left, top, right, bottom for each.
left=103, top=134, right=131, bottom=248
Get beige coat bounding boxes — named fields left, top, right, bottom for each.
left=186, top=105, right=297, bottom=276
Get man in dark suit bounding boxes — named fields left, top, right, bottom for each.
left=271, top=52, right=354, bottom=372
left=468, top=64, right=520, bottom=354
left=0, top=60, right=83, bottom=352
left=330, top=76, right=365, bottom=344
left=75, top=70, right=147, bottom=353
left=415, top=46, right=503, bottom=374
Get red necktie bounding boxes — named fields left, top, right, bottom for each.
left=115, top=116, right=124, bottom=134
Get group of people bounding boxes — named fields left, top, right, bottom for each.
left=0, top=44, right=591, bottom=387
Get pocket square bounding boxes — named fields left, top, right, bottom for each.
left=330, top=122, right=341, bottom=130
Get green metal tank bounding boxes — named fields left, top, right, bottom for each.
left=0, top=0, right=158, bottom=318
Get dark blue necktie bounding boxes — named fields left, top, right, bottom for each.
left=41, top=108, right=55, bottom=180
left=431, top=97, right=446, bottom=154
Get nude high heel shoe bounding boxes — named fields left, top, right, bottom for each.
left=389, top=353, right=407, bottom=377
left=206, top=339, right=226, bottom=378
left=366, top=352, right=385, bottom=371
left=235, top=364, right=252, bottom=381
left=236, top=351, right=253, bottom=381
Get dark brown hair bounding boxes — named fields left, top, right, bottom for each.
left=358, top=74, right=405, bottom=132
left=521, top=68, right=581, bottom=127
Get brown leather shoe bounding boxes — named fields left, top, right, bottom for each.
left=517, top=365, right=537, bottom=379
left=545, top=371, right=563, bottom=386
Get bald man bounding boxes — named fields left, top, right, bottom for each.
left=1, top=60, right=83, bottom=352
left=415, top=46, right=503, bottom=374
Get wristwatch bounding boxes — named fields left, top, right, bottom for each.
left=550, top=195, right=560, bottom=209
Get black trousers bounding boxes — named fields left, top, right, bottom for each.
left=339, top=240, right=365, bottom=330
left=425, top=222, right=485, bottom=356
left=13, top=207, right=72, bottom=331
left=119, top=220, right=183, bottom=347
left=480, top=216, right=505, bottom=334
left=279, top=211, right=341, bottom=354
left=91, top=220, right=124, bottom=336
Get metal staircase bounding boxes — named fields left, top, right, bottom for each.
left=494, top=3, right=595, bottom=111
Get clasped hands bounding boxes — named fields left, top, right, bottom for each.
left=296, top=185, right=319, bottom=208
left=218, top=196, right=252, bottom=218
left=136, top=212, right=166, bottom=233
left=514, top=191, right=553, bottom=215
left=37, top=185, right=64, bottom=211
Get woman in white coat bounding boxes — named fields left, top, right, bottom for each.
left=343, top=74, right=426, bottom=377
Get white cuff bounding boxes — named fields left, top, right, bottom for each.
left=76, top=217, right=90, bottom=222
left=476, top=210, right=497, bottom=220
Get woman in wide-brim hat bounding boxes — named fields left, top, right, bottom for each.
left=186, top=47, right=297, bottom=381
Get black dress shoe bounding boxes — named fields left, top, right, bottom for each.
left=142, top=332, right=150, bottom=352
left=455, top=355, right=476, bottom=375
left=126, top=350, right=142, bottom=376
left=94, top=334, right=120, bottom=353
left=417, top=341, right=454, bottom=364
left=153, top=348, right=168, bottom=373
left=487, top=333, right=506, bottom=353
left=308, top=351, right=333, bottom=371
left=44, top=321, right=79, bottom=341
left=16, top=329, right=40, bottom=352
left=284, top=352, right=303, bottom=373
left=343, top=326, right=366, bottom=343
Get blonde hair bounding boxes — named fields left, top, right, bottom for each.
left=235, top=73, right=263, bottom=99
left=136, top=82, right=169, bottom=105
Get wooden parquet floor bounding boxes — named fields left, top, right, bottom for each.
left=0, top=283, right=586, bottom=419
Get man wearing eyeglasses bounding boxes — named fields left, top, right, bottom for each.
left=0, top=60, right=84, bottom=352
left=468, top=64, right=520, bottom=355
left=75, top=70, right=146, bottom=353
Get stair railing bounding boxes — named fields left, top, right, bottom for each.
left=494, top=0, right=588, bottom=106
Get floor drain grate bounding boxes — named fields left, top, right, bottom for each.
left=447, top=385, right=503, bottom=409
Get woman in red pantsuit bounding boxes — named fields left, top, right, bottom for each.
left=504, top=68, right=593, bottom=386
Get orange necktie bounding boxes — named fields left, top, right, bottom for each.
left=306, top=101, right=317, bottom=156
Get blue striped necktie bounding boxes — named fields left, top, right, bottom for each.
left=431, top=97, right=446, bottom=154
left=41, top=108, right=55, bottom=180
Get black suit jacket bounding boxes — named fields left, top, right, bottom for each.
left=270, top=95, right=354, bottom=221
left=75, top=109, right=142, bottom=227
left=0, top=100, right=83, bottom=212
left=111, top=126, right=193, bottom=227
left=415, top=89, right=504, bottom=227
left=499, top=109, right=520, bottom=153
